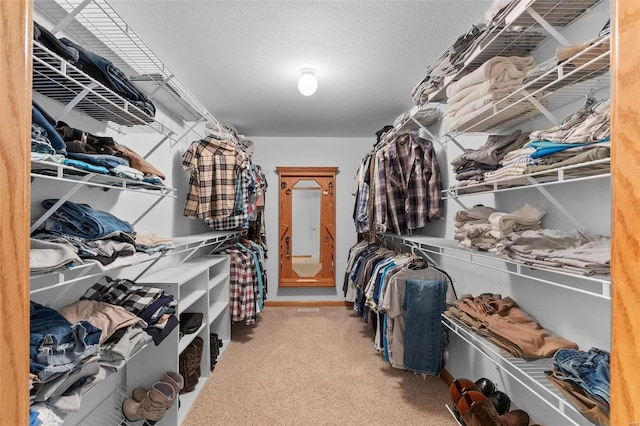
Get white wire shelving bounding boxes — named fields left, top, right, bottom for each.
left=424, top=0, right=604, bottom=104
left=380, top=105, right=443, bottom=145
left=442, top=313, right=597, bottom=426
left=444, top=157, right=610, bottom=198
left=32, top=40, right=175, bottom=134
left=30, top=159, right=176, bottom=195
left=376, top=233, right=611, bottom=299
left=33, top=0, right=217, bottom=125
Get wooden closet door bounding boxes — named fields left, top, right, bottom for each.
left=0, top=0, right=32, bottom=424
left=611, top=0, right=640, bottom=423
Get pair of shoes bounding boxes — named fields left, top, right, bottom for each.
left=451, top=377, right=529, bottom=426
left=210, top=333, right=223, bottom=371
left=122, top=372, right=184, bottom=424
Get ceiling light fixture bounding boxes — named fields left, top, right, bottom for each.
left=298, top=68, right=318, bottom=96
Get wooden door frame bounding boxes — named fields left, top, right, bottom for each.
left=1, top=1, right=32, bottom=424
left=276, top=166, right=338, bottom=287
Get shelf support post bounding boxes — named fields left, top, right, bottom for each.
left=525, top=6, right=571, bottom=46
left=54, top=82, right=98, bottom=122
left=50, top=0, right=93, bottom=35
left=525, top=176, right=585, bottom=230
left=30, top=175, right=93, bottom=234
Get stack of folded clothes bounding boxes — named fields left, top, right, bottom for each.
left=496, top=229, right=610, bottom=276
left=450, top=129, right=529, bottom=183
left=454, top=203, right=545, bottom=250
left=450, top=96, right=611, bottom=186
left=454, top=203, right=611, bottom=276
left=31, top=102, right=166, bottom=185
left=446, top=55, right=536, bottom=131
left=30, top=199, right=174, bottom=273
left=445, top=293, right=579, bottom=359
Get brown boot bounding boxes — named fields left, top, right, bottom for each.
left=123, top=382, right=176, bottom=424
left=132, top=371, right=184, bottom=402
left=459, top=393, right=503, bottom=426
left=499, top=409, right=530, bottom=426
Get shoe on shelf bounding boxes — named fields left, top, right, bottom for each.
left=122, top=382, right=176, bottom=424
left=132, top=371, right=184, bottom=403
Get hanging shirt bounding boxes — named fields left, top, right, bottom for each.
left=182, top=138, right=247, bottom=223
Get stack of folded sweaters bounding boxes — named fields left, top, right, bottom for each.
left=455, top=203, right=611, bottom=276
left=446, top=56, right=536, bottom=132
left=454, top=203, right=545, bottom=250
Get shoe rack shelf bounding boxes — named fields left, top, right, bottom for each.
left=442, top=158, right=610, bottom=198
left=131, top=255, right=231, bottom=426
left=376, top=233, right=611, bottom=299
left=424, top=0, right=603, bottom=104
left=442, top=314, right=594, bottom=426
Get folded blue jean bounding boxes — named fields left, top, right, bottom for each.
left=63, top=159, right=109, bottom=174
left=553, top=347, right=610, bottom=406
left=32, top=102, right=66, bottom=155
left=30, top=301, right=101, bottom=381
left=41, top=199, right=134, bottom=239
left=67, top=152, right=129, bottom=169
left=59, top=37, right=155, bottom=117
left=403, top=279, right=446, bottom=376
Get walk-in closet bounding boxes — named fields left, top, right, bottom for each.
left=2, top=0, right=639, bottom=425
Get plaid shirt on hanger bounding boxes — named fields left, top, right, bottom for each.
left=182, top=138, right=247, bottom=223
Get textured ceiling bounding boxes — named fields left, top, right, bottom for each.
left=108, top=1, right=493, bottom=137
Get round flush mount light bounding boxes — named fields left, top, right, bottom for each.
left=298, top=68, right=318, bottom=96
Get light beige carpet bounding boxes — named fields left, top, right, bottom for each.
left=183, top=306, right=457, bottom=426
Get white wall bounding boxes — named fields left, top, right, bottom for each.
left=250, top=136, right=373, bottom=301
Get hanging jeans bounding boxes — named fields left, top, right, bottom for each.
left=403, top=279, right=446, bottom=375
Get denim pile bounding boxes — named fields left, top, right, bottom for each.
left=30, top=199, right=174, bottom=273
left=450, top=129, right=530, bottom=183
left=547, top=348, right=610, bottom=425
left=34, top=20, right=155, bottom=118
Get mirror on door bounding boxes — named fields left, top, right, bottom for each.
left=277, top=166, right=338, bottom=287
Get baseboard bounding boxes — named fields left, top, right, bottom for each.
left=263, top=300, right=351, bottom=307
left=440, top=367, right=454, bottom=385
